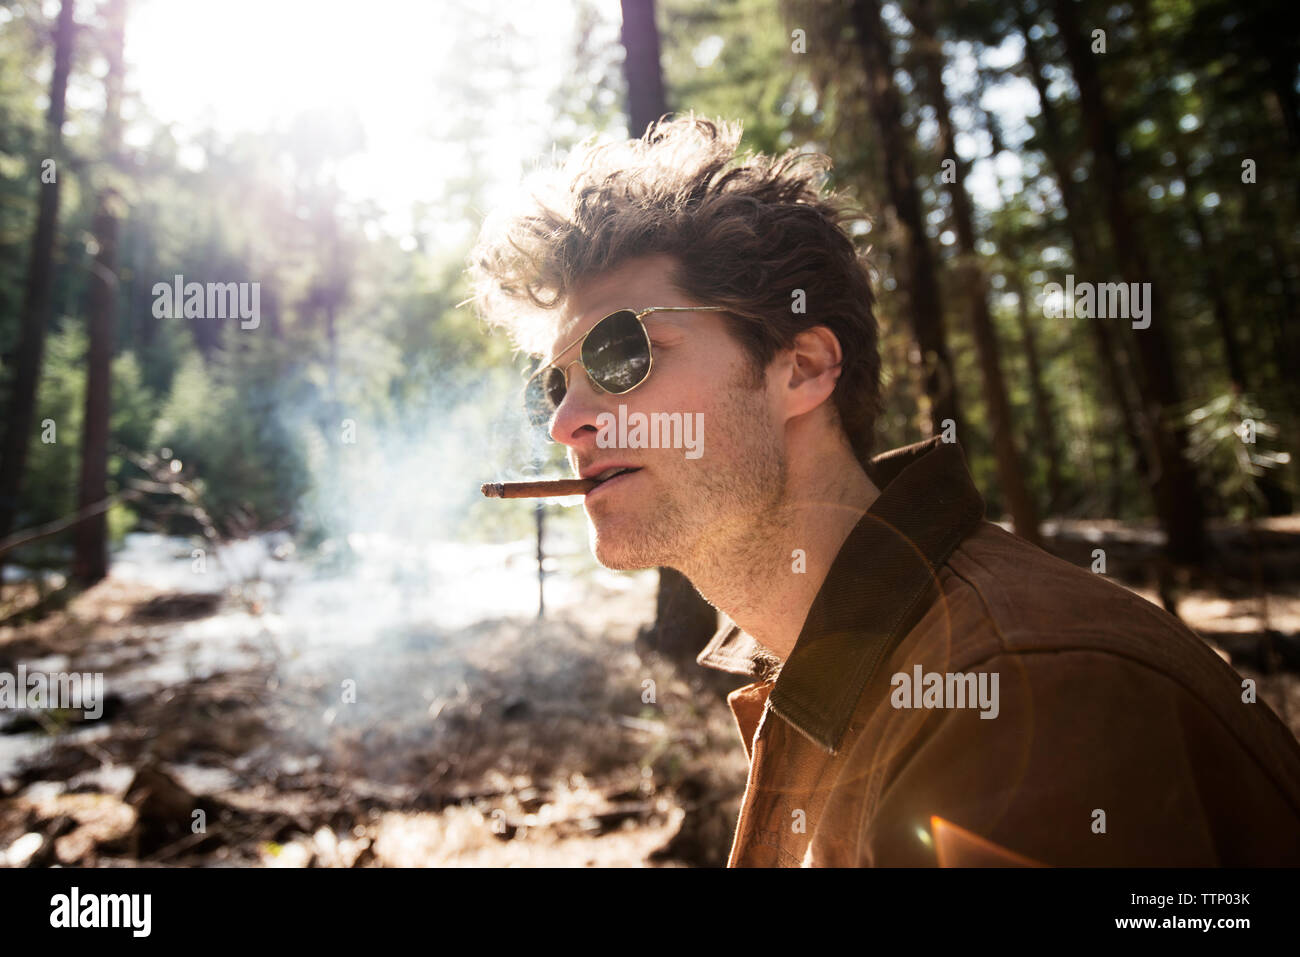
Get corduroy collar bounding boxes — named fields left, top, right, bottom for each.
left=695, top=436, right=986, bottom=753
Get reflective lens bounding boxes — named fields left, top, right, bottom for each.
left=582, top=309, right=649, bottom=393
left=524, top=309, right=653, bottom=430
left=525, top=366, right=567, bottom=429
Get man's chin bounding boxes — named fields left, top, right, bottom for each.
left=588, top=523, right=669, bottom=572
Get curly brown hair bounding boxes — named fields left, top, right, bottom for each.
left=467, top=114, right=882, bottom=466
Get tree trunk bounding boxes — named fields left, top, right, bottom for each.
left=620, top=0, right=669, bottom=136
left=620, top=0, right=718, bottom=664
left=849, top=0, right=962, bottom=438
left=1130, top=0, right=1247, bottom=392
left=73, top=0, right=127, bottom=586
left=1050, top=0, right=1207, bottom=565
left=975, top=78, right=1065, bottom=512
left=1015, top=3, right=1152, bottom=493
left=0, top=0, right=76, bottom=587
left=910, top=0, right=1040, bottom=545
left=1009, top=272, right=1065, bottom=511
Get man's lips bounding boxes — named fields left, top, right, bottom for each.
left=584, top=467, right=643, bottom=500
left=578, top=463, right=643, bottom=482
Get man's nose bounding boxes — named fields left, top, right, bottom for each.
left=548, top=360, right=606, bottom=447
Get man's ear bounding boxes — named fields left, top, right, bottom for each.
left=780, top=325, right=843, bottom=419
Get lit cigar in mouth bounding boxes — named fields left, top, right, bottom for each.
left=481, top=478, right=599, bottom=499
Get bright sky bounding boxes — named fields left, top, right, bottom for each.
left=122, top=0, right=625, bottom=241
left=113, top=0, right=1031, bottom=243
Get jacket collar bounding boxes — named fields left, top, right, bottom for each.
left=695, top=436, right=986, bottom=753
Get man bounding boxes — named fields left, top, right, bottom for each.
left=469, top=115, right=1300, bottom=866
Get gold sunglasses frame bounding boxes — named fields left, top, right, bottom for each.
left=524, top=306, right=731, bottom=426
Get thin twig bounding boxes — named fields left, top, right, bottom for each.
left=0, top=489, right=144, bottom=557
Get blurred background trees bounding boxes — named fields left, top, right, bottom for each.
left=0, top=0, right=1294, bottom=615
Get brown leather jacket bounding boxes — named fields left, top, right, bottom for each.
left=697, top=437, right=1300, bottom=866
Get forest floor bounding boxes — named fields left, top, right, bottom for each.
left=1, top=517, right=1298, bottom=868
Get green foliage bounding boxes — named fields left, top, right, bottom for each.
left=24, top=322, right=86, bottom=524
left=661, top=0, right=816, bottom=155
left=106, top=500, right=137, bottom=544
left=0, top=1, right=48, bottom=368
left=18, top=324, right=157, bottom=532
left=3, top=0, right=1297, bottom=589
left=1185, top=392, right=1294, bottom=519
left=151, top=352, right=308, bottom=535
left=110, top=351, right=156, bottom=459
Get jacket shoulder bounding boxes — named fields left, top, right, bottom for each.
left=943, top=521, right=1186, bottom=652
left=934, top=522, right=1300, bottom=755
left=883, top=521, right=1300, bottom=845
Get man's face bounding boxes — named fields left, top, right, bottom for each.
left=542, top=254, right=788, bottom=571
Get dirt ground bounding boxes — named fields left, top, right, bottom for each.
left=0, top=550, right=750, bottom=868
left=1, top=517, right=1298, bottom=868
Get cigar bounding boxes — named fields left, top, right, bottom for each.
left=481, top=478, right=599, bottom=499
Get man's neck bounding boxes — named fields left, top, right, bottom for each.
left=682, top=441, right=880, bottom=664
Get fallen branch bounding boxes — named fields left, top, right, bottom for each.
left=0, top=489, right=144, bottom=558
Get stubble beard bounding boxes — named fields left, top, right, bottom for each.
left=587, top=366, right=789, bottom=576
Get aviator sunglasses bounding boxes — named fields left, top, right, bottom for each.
left=524, top=306, right=731, bottom=432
